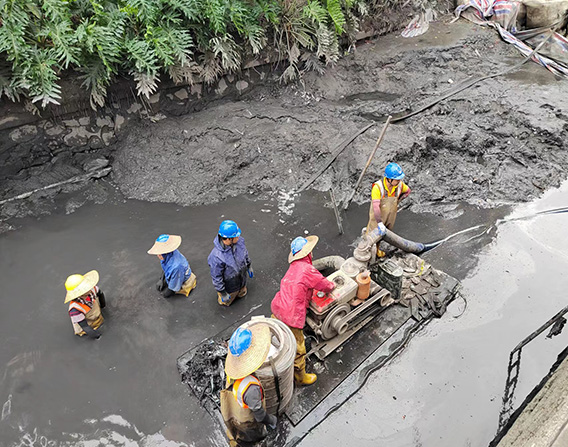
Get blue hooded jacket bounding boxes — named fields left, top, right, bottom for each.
left=207, top=236, right=251, bottom=293
left=161, top=250, right=192, bottom=292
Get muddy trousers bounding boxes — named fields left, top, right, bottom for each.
left=270, top=316, right=307, bottom=375
left=218, top=286, right=247, bottom=306
left=367, top=197, right=398, bottom=255
left=158, top=272, right=197, bottom=298
left=290, top=327, right=307, bottom=377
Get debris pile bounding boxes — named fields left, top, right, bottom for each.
left=371, top=254, right=455, bottom=320
left=180, top=340, right=227, bottom=407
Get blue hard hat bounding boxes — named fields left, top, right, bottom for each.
left=229, top=328, right=252, bottom=357
left=156, top=234, right=170, bottom=242
left=384, top=162, right=405, bottom=180
left=219, top=220, right=241, bottom=238
left=291, top=237, right=308, bottom=255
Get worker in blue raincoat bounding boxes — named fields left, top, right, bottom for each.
left=148, top=234, right=197, bottom=298
left=208, top=220, right=253, bottom=306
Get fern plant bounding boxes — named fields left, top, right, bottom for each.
left=0, top=0, right=374, bottom=108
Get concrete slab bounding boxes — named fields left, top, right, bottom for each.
left=497, top=353, right=568, bottom=447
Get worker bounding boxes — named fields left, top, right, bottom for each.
left=65, top=270, right=106, bottom=339
left=147, top=234, right=196, bottom=297
left=220, top=325, right=277, bottom=446
left=271, top=235, right=335, bottom=386
left=208, top=220, right=253, bottom=307
left=366, top=162, right=411, bottom=257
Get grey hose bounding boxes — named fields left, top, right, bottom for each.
left=383, top=229, right=427, bottom=254
left=312, top=256, right=346, bottom=271
left=357, top=227, right=434, bottom=259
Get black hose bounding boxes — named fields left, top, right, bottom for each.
left=383, top=229, right=425, bottom=253
left=420, top=241, right=443, bottom=253
left=390, top=205, right=568, bottom=255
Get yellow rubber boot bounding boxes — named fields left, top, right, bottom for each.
left=295, top=371, right=317, bottom=386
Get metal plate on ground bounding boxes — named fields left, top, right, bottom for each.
left=285, top=304, right=412, bottom=425
left=285, top=317, right=423, bottom=446
left=284, top=257, right=461, bottom=427
left=176, top=254, right=461, bottom=444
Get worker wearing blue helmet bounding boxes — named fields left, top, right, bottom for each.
left=220, top=325, right=277, bottom=446
left=366, top=162, right=411, bottom=257
left=208, top=220, right=253, bottom=306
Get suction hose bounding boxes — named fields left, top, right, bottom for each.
left=383, top=229, right=427, bottom=254
left=355, top=227, right=440, bottom=260
left=379, top=204, right=568, bottom=255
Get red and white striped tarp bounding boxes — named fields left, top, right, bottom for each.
left=454, top=0, right=568, bottom=77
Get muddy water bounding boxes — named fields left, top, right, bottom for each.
left=299, top=183, right=568, bottom=447
left=1, top=183, right=566, bottom=447
left=0, top=188, right=380, bottom=446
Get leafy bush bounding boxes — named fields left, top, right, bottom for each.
left=0, top=0, right=369, bottom=109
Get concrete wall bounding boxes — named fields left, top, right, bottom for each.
left=0, top=58, right=276, bottom=180
left=496, top=352, right=568, bottom=447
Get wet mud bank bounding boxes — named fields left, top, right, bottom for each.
left=105, top=19, right=568, bottom=213
left=2, top=19, right=568, bottom=228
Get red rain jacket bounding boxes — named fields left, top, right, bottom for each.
left=271, top=256, right=335, bottom=329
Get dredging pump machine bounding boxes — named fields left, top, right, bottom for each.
left=306, top=226, right=450, bottom=359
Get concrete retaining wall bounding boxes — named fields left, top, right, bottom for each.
left=496, top=351, right=568, bottom=447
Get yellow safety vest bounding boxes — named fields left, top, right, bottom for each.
left=233, top=375, right=263, bottom=409
left=68, top=288, right=104, bottom=336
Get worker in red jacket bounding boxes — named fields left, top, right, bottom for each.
left=271, top=235, right=335, bottom=386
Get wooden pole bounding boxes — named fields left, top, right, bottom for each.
left=344, top=115, right=392, bottom=209
left=296, top=123, right=374, bottom=193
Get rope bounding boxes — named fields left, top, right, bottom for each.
left=452, top=292, right=468, bottom=319
left=269, top=357, right=282, bottom=415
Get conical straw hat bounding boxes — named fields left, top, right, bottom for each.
left=225, top=323, right=271, bottom=379
left=147, top=234, right=182, bottom=255
left=288, top=235, right=319, bottom=263
left=64, top=270, right=99, bottom=303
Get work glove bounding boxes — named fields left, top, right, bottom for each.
left=248, top=266, right=254, bottom=279
left=266, top=414, right=277, bottom=430
left=156, top=272, right=166, bottom=292
left=97, top=290, right=106, bottom=308
left=219, top=291, right=231, bottom=304
left=377, top=222, right=387, bottom=237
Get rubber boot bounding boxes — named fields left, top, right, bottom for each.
left=377, top=249, right=386, bottom=258
left=294, top=371, right=317, bottom=386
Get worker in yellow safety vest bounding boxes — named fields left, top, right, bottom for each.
left=366, top=162, right=411, bottom=257
left=65, top=270, right=106, bottom=339
left=220, top=325, right=277, bottom=446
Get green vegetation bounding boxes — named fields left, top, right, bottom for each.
left=0, top=0, right=371, bottom=109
